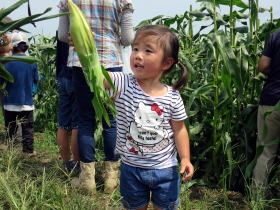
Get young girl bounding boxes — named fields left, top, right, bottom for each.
left=105, top=25, right=194, bottom=210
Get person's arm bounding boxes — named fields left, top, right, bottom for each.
left=104, top=72, right=113, bottom=89
left=57, top=9, right=70, bottom=43
left=171, top=120, right=194, bottom=182
left=120, top=4, right=134, bottom=46
left=258, top=55, right=271, bottom=75
left=259, top=31, right=275, bottom=75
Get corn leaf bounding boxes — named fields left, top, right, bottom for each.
left=0, top=56, right=40, bottom=64
left=0, top=64, right=14, bottom=83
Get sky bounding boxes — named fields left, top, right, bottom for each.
left=2, top=0, right=280, bottom=37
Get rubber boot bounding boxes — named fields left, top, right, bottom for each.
left=71, top=161, right=96, bottom=194
left=104, top=161, right=120, bottom=193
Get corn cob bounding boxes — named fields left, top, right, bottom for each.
left=68, top=0, right=116, bottom=125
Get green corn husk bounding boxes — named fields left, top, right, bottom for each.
left=68, top=0, right=116, bottom=125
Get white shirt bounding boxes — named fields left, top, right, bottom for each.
left=4, top=105, right=34, bottom=111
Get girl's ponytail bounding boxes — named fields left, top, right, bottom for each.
left=173, top=61, right=188, bottom=90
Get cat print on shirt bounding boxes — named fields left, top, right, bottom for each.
left=125, top=101, right=170, bottom=155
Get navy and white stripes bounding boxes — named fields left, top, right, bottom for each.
left=112, top=72, right=187, bottom=169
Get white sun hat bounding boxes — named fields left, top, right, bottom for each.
left=11, top=31, right=29, bottom=47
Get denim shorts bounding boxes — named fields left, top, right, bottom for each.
left=120, top=163, right=180, bottom=210
left=57, top=76, right=78, bottom=130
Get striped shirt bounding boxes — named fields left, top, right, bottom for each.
left=112, top=72, right=187, bottom=169
left=58, top=0, right=133, bottom=68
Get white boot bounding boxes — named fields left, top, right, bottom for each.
left=71, top=161, right=96, bottom=194
left=104, top=161, right=120, bottom=193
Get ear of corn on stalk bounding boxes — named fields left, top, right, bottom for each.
left=68, top=0, right=116, bottom=125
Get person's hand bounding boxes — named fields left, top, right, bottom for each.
left=68, top=32, right=74, bottom=46
left=180, top=158, right=194, bottom=182
left=110, top=91, right=121, bottom=100
left=68, top=31, right=95, bottom=47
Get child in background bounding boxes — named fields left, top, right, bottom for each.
left=105, top=25, right=194, bottom=210
left=3, top=31, right=39, bottom=155
left=0, top=33, right=12, bottom=151
left=56, top=38, right=80, bottom=173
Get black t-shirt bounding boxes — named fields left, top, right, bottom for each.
left=259, top=29, right=280, bottom=106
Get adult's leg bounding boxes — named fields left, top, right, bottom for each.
left=70, top=128, right=79, bottom=161
left=71, top=67, right=96, bottom=193
left=57, top=128, right=71, bottom=161
left=102, top=111, right=118, bottom=161
left=253, top=105, right=280, bottom=188
left=20, top=111, right=34, bottom=153
left=57, top=76, right=72, bottom=161
left=57, top=75, right=79, bottom=162
left=103, top=67, right=122, bottom=161
left=103, top=67, right=122, bottom=193
left=69, top=73, right=79, bottom=161
left=72, top=67, right=96, bottom=163
left=57, top=128, right=80, bottom=173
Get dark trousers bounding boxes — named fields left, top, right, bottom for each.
left=72, top=67, right=96, bottom=163
left=4, top=110, right=34, bottom=153
left=72, top=66, right=121, bottom=163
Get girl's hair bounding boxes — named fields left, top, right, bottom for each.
left=13, top=42, right=28, bottom=54
left=133, top=25, right=188, bottom=90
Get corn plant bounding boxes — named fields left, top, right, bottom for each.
left=28, top=35, right=58, bottom=132
left=0, top=0, right=63, bottom=88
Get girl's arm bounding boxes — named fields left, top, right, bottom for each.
left=104, top=72, right=113, bottom=89
left=104, top=72, right=120, bottom=100
left=171, top=120, right=194, bottom=182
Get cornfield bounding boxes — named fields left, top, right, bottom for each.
left=0, top=0, right=279, bottom=207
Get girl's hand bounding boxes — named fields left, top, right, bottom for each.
left=180, top=158, right=194, bottom=182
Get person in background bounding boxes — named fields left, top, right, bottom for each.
left=57, top=0, right=134, bottom=194
left=56, top=38, right=80, bottom=173
left=104, top=24, right=194, bottom=210
left=0, top=10, right=12, bottom=57
left=253, top=28, right=280, bottom=193
left=0, top=33, right=12, bottom=151
left=0, top=33, right=12, bottom=57
left=3, top=31, right=38, bottom=155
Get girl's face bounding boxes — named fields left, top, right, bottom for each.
left=130, top=35, right=172, bottom=81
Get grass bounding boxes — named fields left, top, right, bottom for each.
left=0, top=128, right=122, bottom=209
left=0, top=125, right=279, bottom=210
